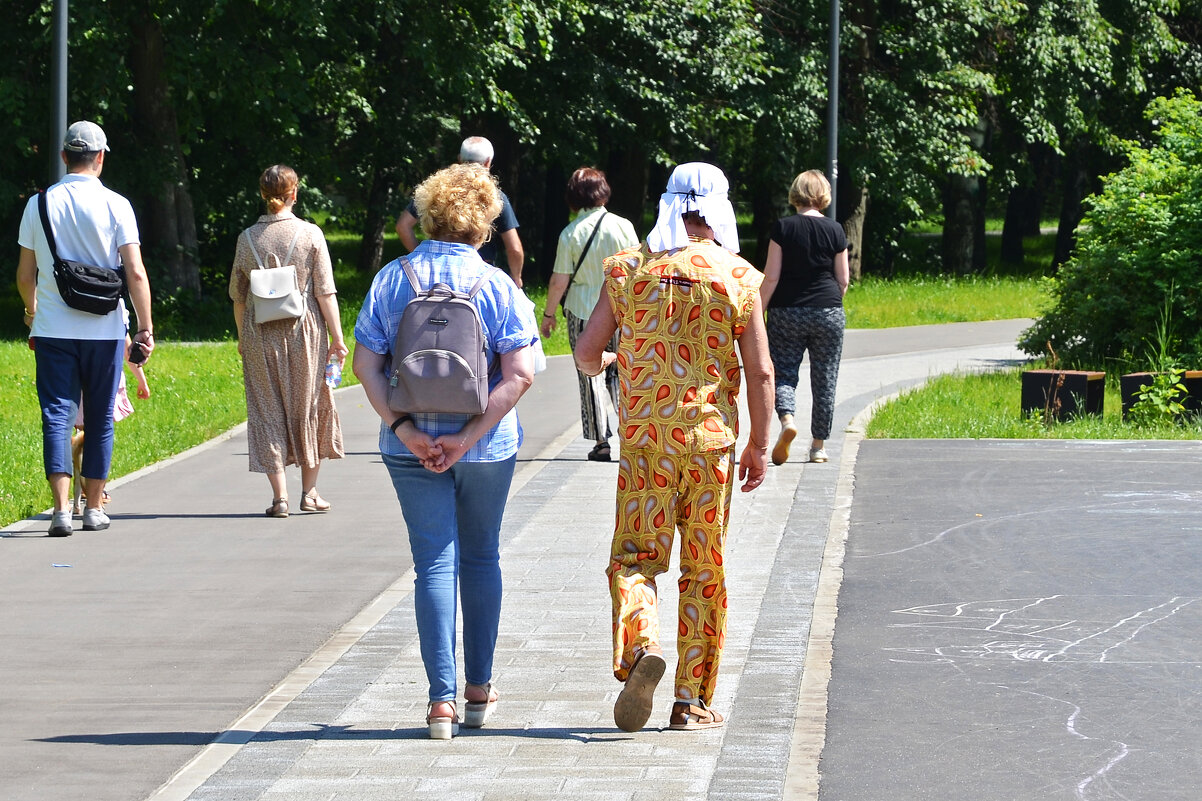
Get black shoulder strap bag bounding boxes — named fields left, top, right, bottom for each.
left=560, top=211, right=607, bottom=311
left=38, top=191, right=125, bottom=315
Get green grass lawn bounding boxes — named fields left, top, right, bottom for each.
left=866, top=368, right=1202, bottom=440
left=845, top=274, right=1047, bottom=328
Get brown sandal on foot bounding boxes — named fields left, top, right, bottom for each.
left=266, top=498, right=289, bottom=518
left=300, top=491, right=330, bottom=512
left=614, top=645, right=666, bottom=732
left=668, top=700, right=725, bottom=730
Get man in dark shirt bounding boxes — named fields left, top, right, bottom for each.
left=395, top=136, right=525, bottom=286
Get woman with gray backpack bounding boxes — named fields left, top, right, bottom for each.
left=352, top=162, right=538, bottom=739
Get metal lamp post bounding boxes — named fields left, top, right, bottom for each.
left=50, top=0, right=67, bottom=182
left=826, top=0, right=839, bottom=219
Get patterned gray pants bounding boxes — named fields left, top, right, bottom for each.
left=567, top=311, right=619, bottom=441
left=766, top=306, right=845, bottom=440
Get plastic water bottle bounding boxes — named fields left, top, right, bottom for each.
left=324, top=360, right=342, bottom=389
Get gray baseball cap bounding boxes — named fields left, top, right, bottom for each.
left=63, top=121, right=110, bottom=153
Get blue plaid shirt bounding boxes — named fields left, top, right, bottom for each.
left=354, top=240, right=538, bottom=462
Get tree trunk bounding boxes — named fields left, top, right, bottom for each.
left=541, top=163, right=568, bottom=284
left=357, top=166, right=397, bottom=273
left=747, top=113, right=791, bottom=267
left=1054, top=147, right=1090, bottom=270
left=842, top=184, right=869, bottom=283
left=606, top=145, right=650, bottom=235
left=1000, top=187, right=1027, bottom=264
left=128, top=13, right=200, bottom=294
left=941, top=175, right=976, bottom=275
left=973, top=171, right=987, bottom=273
left=1025, top=143, right=1057, bottom=236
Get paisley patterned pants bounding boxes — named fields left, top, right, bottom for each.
left=607, top=447, right=734, bottom=704
left=766, top=306, right=845, bottom=440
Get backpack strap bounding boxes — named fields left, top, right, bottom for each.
left=281, top=227, right=302, bottom=269
left=401, top=256, right=499, bottom=298
left=466, top=267, right=501, bottom=298
left=245, top=227, right=302, bottom=271
left=244, top=231, right=265, bottom=269
left=399, top=256, right=424, bottom=295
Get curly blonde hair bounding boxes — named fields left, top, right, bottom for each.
left=260, top=165, right=298, bottom=214
left=414, top=163, right=502, bottom=246
left=788, top=169, right=832, bottom=212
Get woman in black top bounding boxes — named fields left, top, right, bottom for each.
left=759, top=170, right=849, bottom=465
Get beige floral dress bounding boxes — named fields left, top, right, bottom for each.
left=229, top=212, right=343, bottom=473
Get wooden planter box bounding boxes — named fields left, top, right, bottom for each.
left=1021, top=370, right=1105, bottom=420
left=1120, top=370, right=1202, bottom=420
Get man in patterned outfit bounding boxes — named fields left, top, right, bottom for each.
left=574, top=162, right=773, bottom=732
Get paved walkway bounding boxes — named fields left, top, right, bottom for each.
left=9, top=318, right=1141, bottom=801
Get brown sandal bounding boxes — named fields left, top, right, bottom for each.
left=265, top=498, right=289, bottom=518
left=300, top=491, right=331, bottom=512
left=614, top=646, right=666, bottom=732
left=668, top=700, right=725, bottom=730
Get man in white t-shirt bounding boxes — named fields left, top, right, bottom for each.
left=15, top=121, right=156, bottom=537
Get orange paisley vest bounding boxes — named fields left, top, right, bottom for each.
left=602, top=238, right=762, bottom=455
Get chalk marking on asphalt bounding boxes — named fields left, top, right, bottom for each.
left=142, top=421, right=578, bottom=801
left=782, top=391, right=900, bottom=801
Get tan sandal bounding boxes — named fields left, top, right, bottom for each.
left=463, top=683, right=498, bottom=728
left=772, top=423, right=797, bottom=466
left=426, top=700, right=459, bottom=740
left=300, top=491, right=330, bottom=512
left=668, top=700, right=725, bottom=730
left=614, top=645, right=666, bottom=732
left=265, top=498, right=289, bottom=518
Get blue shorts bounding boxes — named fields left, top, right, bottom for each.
left=34, top=337, right=124, bottom=478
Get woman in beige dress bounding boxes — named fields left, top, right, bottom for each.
left=229, top=165, right=347, bottom=517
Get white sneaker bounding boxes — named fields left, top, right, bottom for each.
left=82, top=507, right=110, bottom=531
left=48, top=510, right=73, bottom=537
left=808, top=447, right=829, bottom=463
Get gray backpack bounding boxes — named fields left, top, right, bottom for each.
left=387, top=258, right=498, bottom=415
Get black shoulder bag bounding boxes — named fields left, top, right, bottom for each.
left=38, top=192, right=125, bottom=315
left=560, top=211, right=607, bottom=311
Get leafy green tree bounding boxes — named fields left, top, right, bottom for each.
left=493, top=0, right=767, bottom=272
left=829, top=0, right=1022, bottom=276
left=992, top=0, right=1200, bottom=268
left=1019, top=91, right=1202, bottom=366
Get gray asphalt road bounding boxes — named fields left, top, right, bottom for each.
left=820, top=439, right=1202, bottom=801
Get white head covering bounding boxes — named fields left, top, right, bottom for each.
left=646, top=162, right=740, bottom=254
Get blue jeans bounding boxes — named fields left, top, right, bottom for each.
left=382, top=454, right=515, bottom=702
left=34, top=337, right=124, bottom=478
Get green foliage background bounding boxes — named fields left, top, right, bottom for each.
left=2, top=0, right=1200, bottom=302
left=1020, top=91, right=1202, bottom=366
